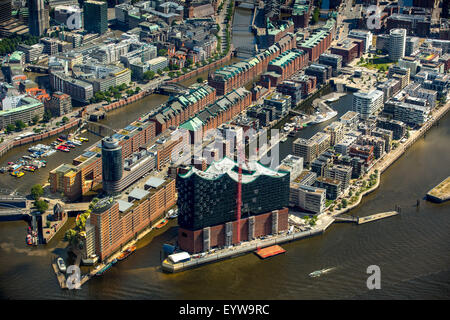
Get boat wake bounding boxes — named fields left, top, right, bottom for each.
left=0, top=242, right=48, bottom=257
left=309, top=267, right=336, bottom=278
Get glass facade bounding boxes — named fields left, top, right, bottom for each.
left=102, top=137, right=123, bottom=194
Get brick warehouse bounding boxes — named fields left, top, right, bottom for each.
left=149, top=84, right=216, bottom=135
left=298, top=18, right=335, bottom=62
left=179, top=87, right=252, bottom=141
left=176, top=158, right=290, bottom=254
left=88, top=178, right=176, bottom=261
left=262, top=49, right=309, bottom=87
left=208, top=34, right=296, bottom=96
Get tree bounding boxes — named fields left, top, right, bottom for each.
left=35, top=199, right=49, bottom=213
left=135, top=87, right=141, bottom=93
left=31, top=184, right=44, bottom=200
left=5, top=124, right=15, bottom=133
left=143, top=70, right=155, bottom=80
left=186, top=58, right=193, bottom=67
left=14, top=120, right=26, bottom=131
left=158, top=48, right=167, bottom=56
left=312, top=8, right=320, bottom=24
left=342, top=199, right=348, bottom=208
left=61, top=116, right=69, bottom=124
left=32, top=115, right=40, bottom=125
left=197, top=77, right=204, bottom=83
left=43, top=109, right=52, bottom=122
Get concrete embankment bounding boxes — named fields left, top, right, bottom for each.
left=162, top=217, right=335, bottom=273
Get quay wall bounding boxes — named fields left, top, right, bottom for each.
left=0, top=119, right=82, bottom=158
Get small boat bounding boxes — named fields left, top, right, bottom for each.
left=280, top=137, right=288, bottom=143
left=11, top=170, right=24, bottom=177
left=57, top=257, right=67, bottom=273
left=156, top=219, right=169, bottom=229
left=117, top=245, right=136, bottom=261
left=26, top=234, right=32, bottom=245
left=168, top=210, right=178, bottom=219
left=309, top=268, right=335, bottom=278
left=96, top=259, right=117, bottom=276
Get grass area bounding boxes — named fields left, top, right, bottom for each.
left=359, top=56, right=393, bottom=72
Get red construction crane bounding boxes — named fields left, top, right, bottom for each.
left=236, top=141, right=247, bottom=244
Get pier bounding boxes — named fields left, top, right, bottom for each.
left=357, top=211, right=399, bottom=224
left=426, top=176, right=450, bottom=203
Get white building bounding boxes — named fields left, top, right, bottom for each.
left=289, top=183, right=326, bottom=214
left=352, top=89, right=384, bottom=119
left=348, top=30, right=373, bottom=53
left=278, top=155, right=304, bottom=182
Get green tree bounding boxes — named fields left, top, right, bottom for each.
left=43, top=109, right=52, bottom=122
left=143, top=70, right=155, bottom=80
left=5, top=124, right=15, bottom=133
left=342, top=199, right=348, bottom=208
left=14, top=120, right=26, bottom=131
left=31, top=115, right=40, bottom=125
left=197, top=77, right=204, bottom=83
left=31, top=184, right=44, bottom=200
left=61, top=116, right=69, bottom=124
left=35, top=199, right=49, bottom=213
left=135, top=87, right=141, bottom=93
left=158, top=48, right=167, bottom=56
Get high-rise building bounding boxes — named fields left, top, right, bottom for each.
left=352, top=89, right=384, bottom=119
left=389, top=29, right=407, bottom=62
left=101, top=136, right=123, bottom=195
left=83, top=0, right=108, bottom=35
left=28, top=0, right=50, bottom=37
left=176, top=158, right=290, bottom=253
left=0, top=0, right=11, bottom=24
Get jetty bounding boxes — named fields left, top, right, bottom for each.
left=51, top=261, right=67, bottom=289
left=426, top=176, right=450, bottom=203
left=357, top=211, right=399, bottom=224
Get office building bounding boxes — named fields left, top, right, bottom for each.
left=28, top=0, right=49, bottom=37
left=83, top=1, right=108, bottom=35
left=46, top=92, right=72, bottom=117
left=389, top=29, right=407, bottom=62
left=101, top=137, right=123, bottom=195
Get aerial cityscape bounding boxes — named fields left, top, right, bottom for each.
left=0, top=0, right=449, bottom=303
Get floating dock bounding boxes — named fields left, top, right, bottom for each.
left=51, top=262, right=67, bottom=289
left=426, top=176, right=450, bottom=203
left=357, top=211, right=399, bottom=224
left=255, top=245, right=286, bottom=259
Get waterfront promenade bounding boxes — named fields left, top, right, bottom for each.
left=329, top=100, right=450, bottom=217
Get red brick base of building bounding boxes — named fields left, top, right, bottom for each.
left=177, top=208, right=289, bottom=254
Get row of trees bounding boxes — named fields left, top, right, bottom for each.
left=0, top=34, right=40, bottom=56
left=89, top=84, right=137, bottom=104
left=30, top=184, right=48, bottom=214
